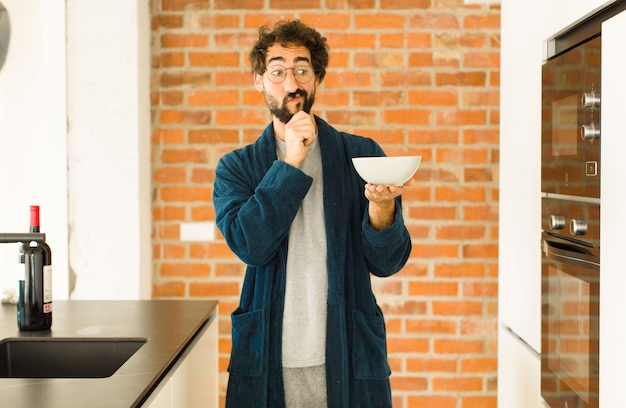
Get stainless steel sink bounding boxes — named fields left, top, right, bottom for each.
left=0, top=337, right=147, bottom=378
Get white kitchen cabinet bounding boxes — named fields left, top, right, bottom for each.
left=497, top=326, right=541, bottom=408
left=144, top=307, right=219, bottom=408
left=499, top=0, right=542, bottom=354
left=599, top=9, right=626, bottom=408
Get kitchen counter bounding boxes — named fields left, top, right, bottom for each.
left=0, top=300, right=218, bottom=408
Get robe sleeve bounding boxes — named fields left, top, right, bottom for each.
left=214, top=157, right=313, bottom=267
left=360, top=199, right=412, bottom=277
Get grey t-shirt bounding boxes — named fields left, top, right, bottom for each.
left=275, top=136, right=328, bottom=368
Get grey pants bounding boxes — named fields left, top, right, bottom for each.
left=283, top=364, right=327, bottom=408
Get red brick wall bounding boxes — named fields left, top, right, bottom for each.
left=150, top=1, right=500, bottom=407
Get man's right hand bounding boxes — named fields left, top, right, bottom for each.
left=283, top=111, right=317, bottom=168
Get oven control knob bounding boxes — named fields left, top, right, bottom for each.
left=581, top=91, right=600, bottom=108
left=581, top=124, right=600, bottom=141
left=549, top=215, right=565, bottom=230
left=570, top=219, right=588, bottom=236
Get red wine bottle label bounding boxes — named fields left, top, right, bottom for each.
left=43, top=264, right=52, bottom=310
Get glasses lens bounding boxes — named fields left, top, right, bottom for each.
left=294, top=66, right=313, bottom=83
left=266, top=66, right=286, bottom=83
left=265, top=65, right=314, bottom=83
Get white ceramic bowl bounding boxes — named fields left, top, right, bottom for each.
left=352, top=156, right=421, bottom=186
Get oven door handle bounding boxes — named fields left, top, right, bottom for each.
left=542, top=238, right=600, bottom=271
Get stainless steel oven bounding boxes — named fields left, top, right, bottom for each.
left=539, top=3, right=626, bottom=406
left=541, top=198, right=599, bottom=408
left=541, top=35, right=601, bottom=199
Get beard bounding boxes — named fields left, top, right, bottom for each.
left=263, top=88, right=316, bottom=124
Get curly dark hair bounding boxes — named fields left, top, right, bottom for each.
left=249, top=20, right=330, bottom=83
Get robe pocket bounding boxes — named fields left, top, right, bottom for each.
left=228, top=308, right=266, bottom=376
left=352, top=308, right=391, bottom=380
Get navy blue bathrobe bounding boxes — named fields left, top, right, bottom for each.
left=213, top=116, right=412, bottom=408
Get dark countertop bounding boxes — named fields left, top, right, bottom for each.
left=0, top=300, right=218, bottom=408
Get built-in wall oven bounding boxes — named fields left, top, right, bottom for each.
left=539, top=3, right=626, bottom=406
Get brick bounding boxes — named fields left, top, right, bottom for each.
left=460, top=319, right=498, bottom=336
left=407, top=396, right=456, bottom=408
left=189, top=52, right=239, bottom=67
left=408, top=90, right=457, bottom=106
left=162, top=243, right=186, bottom=259
left=408, top=281, right=458, bottom=297
left=381, top=0, right=430, bottom=9
left=461, top=356, right=498, bottom=372
left=383, top=109, right=431, bottom=125
left=436, top=109, right=487, bottom=126
left=152, top=281, right=186, bottom=297
left=215, top=109, right=267, bottom=126
left=410, top=244, right=459, bottom=258
left=189, top=281, right=240, bottom=297
left=463, top=243, right=498, bottom=259
left=269, top=0, right=320, bottom=8
left=433, top=376, right=483, bottom=391
left=434, top=338, right=484, bottom=354
left=407, top=357, right=457, bottom=373
left=214, top=0, right=264, bottom=9
left=153, top=167, right=187, bottom=183
left=405, top=319, right=457, bottom=334
left=432, top=301, right=483, bottom=316
left=461, top=395, right=497, bottom=408
left=355, top=14, right=406, bottom=29
left=153, top=206, right=186, bottom=222
left=381, top=71, right=431, bottom=87
left=160, top=262, right=211, bottom=278
left=298, top=13, right=351, bottom=29
left=390, top=375, right=428, bottom=391
left=388, top=337, right=430, bottom=353
left=160, top=186, right=212, bottom=202
left=151, top=15, right=184, bottom=29
left=464, top=52, right=500, bottom=69
left=326, top=0, right=376, bottom=9
left=189, top=129, right=239, bottom=144
left=325, top=110, right=377, bottom=126
left=435, top=71, right=486, bottom=87
left=325, top=33, right=377, bottom=49
left=157, top=52, right=185, bottom=68
left=410, top=14, right=460, bottom=29
left=434, top=262, right=486, bottom=278
left=161, top=148, right=207, bottom=164
left=435, top=225, right=486, bottom=240
left=190, top=167, right=214, bottom=183
left=161, top=33, right=209, bottom=48
left=408, top=205, right=457, bottom=221
left=463, top=14, right=500, bottom=30
left=189, top=14, right=239, bottom=29
left=160, top=0, right=203, bottom=11
left=188, top=90, right=238, bottom=106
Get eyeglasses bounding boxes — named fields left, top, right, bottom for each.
left=263, top=65, right=315, bottom=84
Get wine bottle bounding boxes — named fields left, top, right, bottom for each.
left=17, top=205, right=52, bottom=331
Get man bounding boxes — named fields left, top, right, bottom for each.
left=213, top=20, right=412, bottom=408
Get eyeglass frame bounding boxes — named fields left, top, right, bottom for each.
left=262, top=65, right=316, bottom=84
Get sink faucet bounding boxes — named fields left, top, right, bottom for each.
left=0, top=233, right=46, bottom=244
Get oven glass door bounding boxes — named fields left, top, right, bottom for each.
left=541, top=234, right=599, bottom=408
left=541, top=35, right=601, bottom=199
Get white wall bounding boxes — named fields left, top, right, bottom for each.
left=0, top=0, right=151, bottom=301
left=599, top=9, right=626, bottom=407
left=65, top=0, right=151, bottom=300
left=0, top=0, right=68, bottom=300
left=498, top=0, right=542, bottom=352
